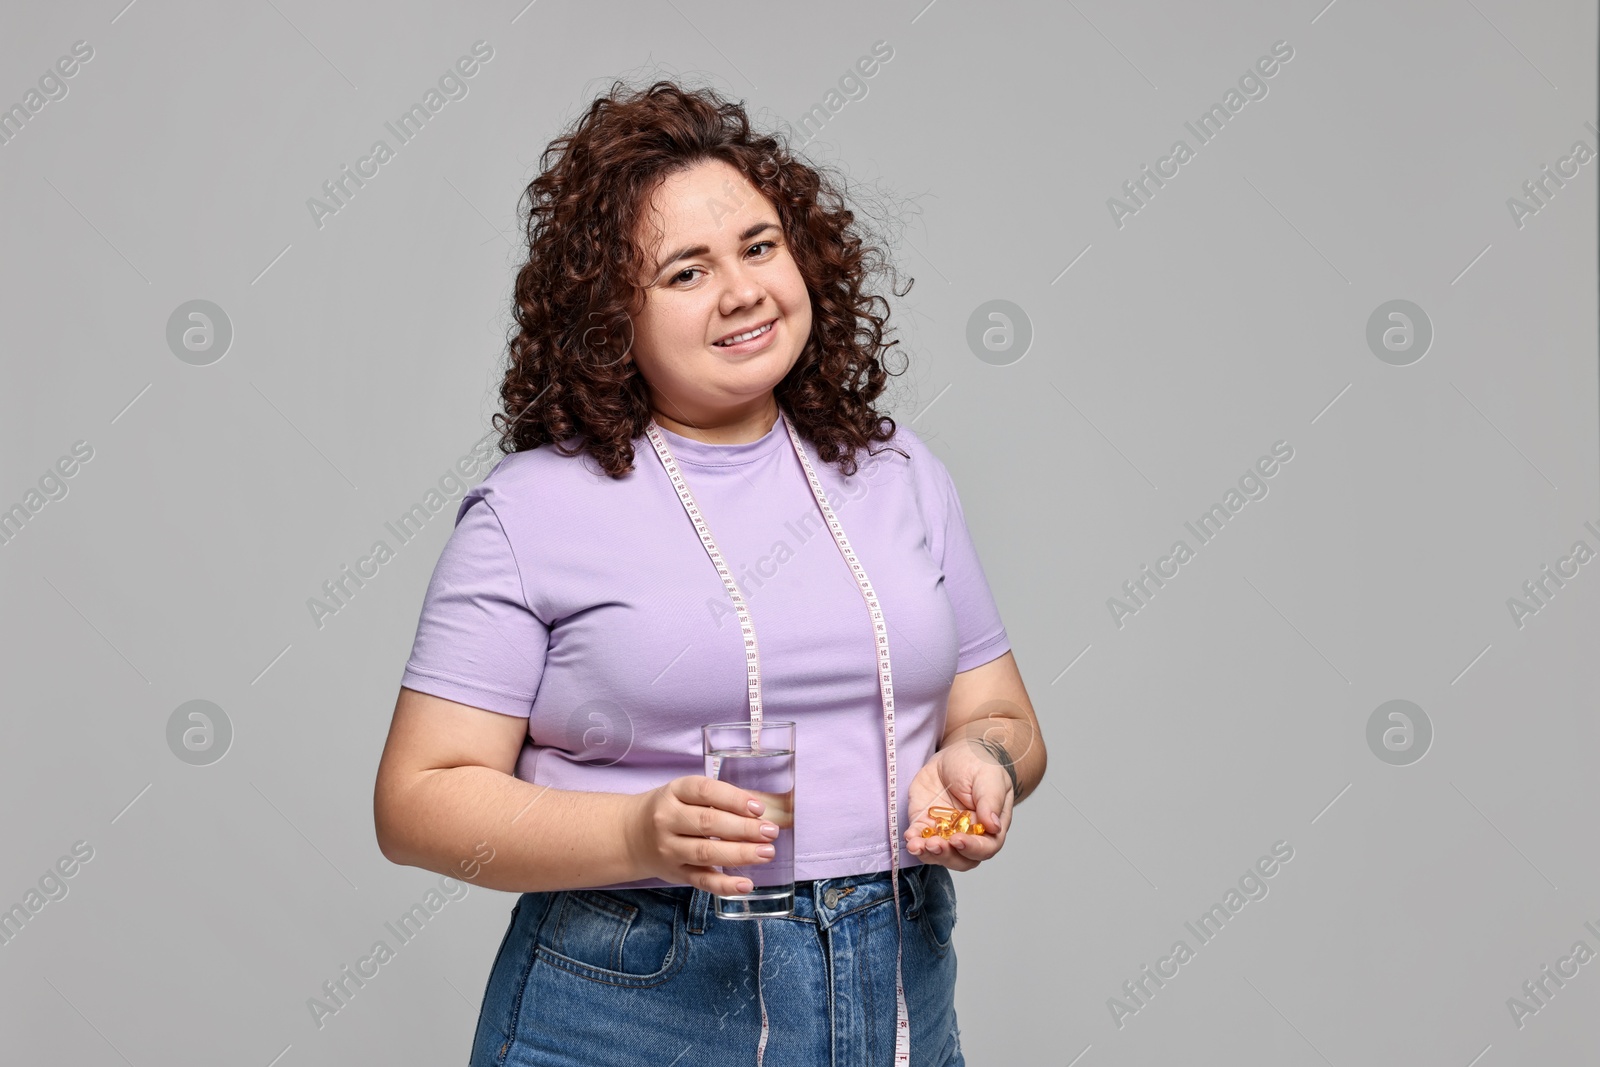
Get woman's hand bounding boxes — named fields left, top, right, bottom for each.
left=903, top=739, right=1015, bottom=872
left=624, top=775, right=788, bottom=895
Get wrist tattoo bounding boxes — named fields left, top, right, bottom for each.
left=973, top=736, right=1023, bottom=803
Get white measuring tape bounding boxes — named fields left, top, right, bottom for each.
left=645, top=410, right=912, bottom=1066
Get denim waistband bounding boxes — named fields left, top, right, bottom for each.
left=632, top=863, right=931, bottom=934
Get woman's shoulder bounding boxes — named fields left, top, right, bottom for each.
left=454, top=434, right=657, bottom=531
left=475, top=435, right=638, bottom=493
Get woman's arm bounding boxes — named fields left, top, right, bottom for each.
left=373, top=687, right=780, bottom=895
left=901, top=649, right=1046, bottom=865
left=374, top=687, right=645, bottom=892
left=938, top=650, right=1046, bottom=804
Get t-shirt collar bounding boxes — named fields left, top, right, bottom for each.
left=649, top=412, right=790, bottom=469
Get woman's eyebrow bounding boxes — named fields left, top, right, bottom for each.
left=653, top=221, right=780, bottom=277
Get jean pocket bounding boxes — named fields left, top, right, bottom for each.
left=535, top=888, right=688, bottom=987
left=915, top=864, right=958, bottom=957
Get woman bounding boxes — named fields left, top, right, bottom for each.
left=373, top=79, right=1046, bottom=1067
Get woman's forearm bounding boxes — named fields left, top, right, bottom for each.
left=376, top=765, right=647, bottom=893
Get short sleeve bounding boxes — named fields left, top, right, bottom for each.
left=399, top=491, right=549, bottom=716
left=925, top=452, right=1012, bottom=674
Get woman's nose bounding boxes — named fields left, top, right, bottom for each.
left=719, top=266, right=766, bottom=310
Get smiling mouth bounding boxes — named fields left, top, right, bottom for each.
left=712, top=320, right=776, bottom=346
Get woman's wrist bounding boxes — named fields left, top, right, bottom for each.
left=967, top=734, right=1022, bottom=803
left=939, top=712, right=1040, bottom=803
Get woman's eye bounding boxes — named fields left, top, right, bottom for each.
left=669, top=243, right=775, bottom=285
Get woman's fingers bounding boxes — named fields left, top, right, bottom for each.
left=914, top=812, right=1004, bottom=866
left=947, top=830, right=1000, bottom=862
left=682, top=865, right=759, bottom=895
left=676, top=798, right=779, bottom=845
left=747, top=788, right=794, bottom=829
left=675, top=836, right=773, bottom=894
left=676, top=820, right=776, bottom=894
left=671, top=807, right=777, bottom=870
left=677, top=773, right=770, bottom=819
left=660, top=777, right=781, bottom=891
left=915, top=847, right=980, bottom=872
left=678, top=830, right=776, bottom=870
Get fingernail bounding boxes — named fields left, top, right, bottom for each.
left=760, top=823, right=780, bottom=838
left=738, top=879, right=753, bottom=892
left=747, top=800, right=765, bottom=815
left=756, top=844, right=775, bottom=858
left=952, top=838, right=966, bottom=849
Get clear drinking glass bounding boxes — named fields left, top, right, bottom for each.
left=701, top=720, right=796, bottom=918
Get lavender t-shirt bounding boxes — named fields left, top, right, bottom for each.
left=399, top=416, right=1011, bottom=889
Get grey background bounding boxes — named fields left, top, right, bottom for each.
left=2, top=1, right=1597, bottom=1064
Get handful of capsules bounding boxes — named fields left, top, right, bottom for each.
left=920, top=805, right=987, bottom=838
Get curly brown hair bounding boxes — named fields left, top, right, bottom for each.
left=491, top=78, right=914, bottom=479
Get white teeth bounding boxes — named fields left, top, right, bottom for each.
left=715, top=322, right=773, bottom=346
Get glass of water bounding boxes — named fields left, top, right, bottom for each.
left=701, top=720, right=796, bottom=918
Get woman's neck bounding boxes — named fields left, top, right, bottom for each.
left=651, top=396, right=780, bottom=445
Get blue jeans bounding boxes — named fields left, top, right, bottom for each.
left=470, top=863, right=964, bottom=1066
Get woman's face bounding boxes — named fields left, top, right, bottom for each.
left=626, top=158, right=813, bottom=435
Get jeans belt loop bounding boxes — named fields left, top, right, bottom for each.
left=687, top=887, right=710, bottom=934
